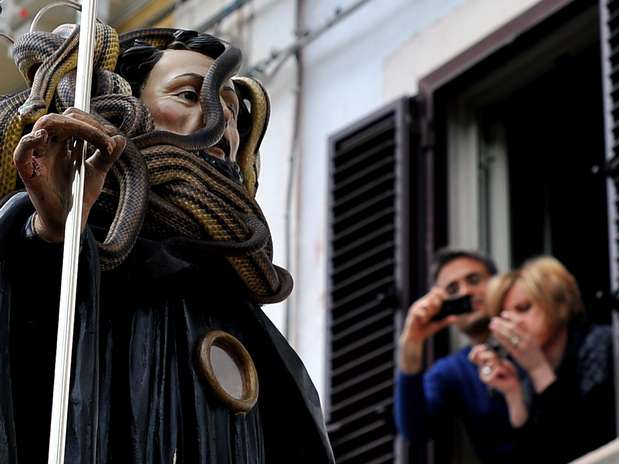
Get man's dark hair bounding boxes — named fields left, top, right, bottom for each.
left=431, top=248, right=498, bottom=282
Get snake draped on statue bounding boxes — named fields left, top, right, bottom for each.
left=0, top=21, right=334, bottom=464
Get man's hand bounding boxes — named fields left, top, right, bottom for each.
left=398, top=287, right=456, bottom=374
left=13, top=108, right=126, bottom=242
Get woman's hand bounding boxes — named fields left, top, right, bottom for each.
left=469, top=344, right=520, bottom=395
left=398, top=287, right=458, bottom=374
left=489, top=316, right=556, bottom=393
left=13, top=108, right=126, bottom=242
left=469, top=344, right=528, bottom=427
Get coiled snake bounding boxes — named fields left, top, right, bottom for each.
left=0, top=23, right=292, bottom=304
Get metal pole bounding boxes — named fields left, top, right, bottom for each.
left=47, top=0, right=97, bottom=462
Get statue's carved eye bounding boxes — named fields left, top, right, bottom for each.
left=176, top=90, right=199, bottom=102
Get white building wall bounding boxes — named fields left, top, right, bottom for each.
left=176, top=0, right=543, bottom=403
left=293, top=0, right=466, bottom=403
left=383, top=0, right=542, bottom=99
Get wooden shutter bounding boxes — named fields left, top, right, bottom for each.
left=325, top=98, right=417, bottom=464
left=600, top=0, right=619, bottom=429
left=601, top=2, right=619, bottom=267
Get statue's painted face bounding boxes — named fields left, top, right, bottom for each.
left=140, top=49, right=240, bottom=161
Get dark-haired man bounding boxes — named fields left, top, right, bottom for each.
left=0, top=26, right=333, bottom=463
left=395, top=249, right=515, bottom=463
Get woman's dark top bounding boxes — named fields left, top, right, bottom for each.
left=514, top=321, right=616, bottom=463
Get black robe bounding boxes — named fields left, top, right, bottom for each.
left=0, top=192, right=334, bottom=463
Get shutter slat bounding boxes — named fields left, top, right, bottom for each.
left=332, top=225, right=395, bottom=259
left=332, top=208, right=395, bottom=243
left=329, top=380, right=393, bottom=415
left=331, top=361, right=394, bottom=395
left=330, top=419, right=386, bottom=446
left=334, top=117, right=395, bottom=156
left=332, top=173, right=395, bottom=209
left=327, top=398, right=393, bottom=430
left=331, top=326, right=394, bottom=362
left=332, top=241, right=395, bottom=276
left=331, top=275, right=395, bottom=310
left=331, top=299, right=382, bottom=329
left=332, top=309, right=393, bottom=343
left=335, top=436, right=394, bottom=463
left=333, top=190, right=395, bottom=226
left=333, top=156, right=395, bottom=194
left=331, top=258, right=394, bottom=294
left=331, top=344, right=393, bottom=378
left=335, top=138, right=396, bottom=176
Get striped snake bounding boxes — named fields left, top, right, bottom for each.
left=0, top=23, right=292, bottom=304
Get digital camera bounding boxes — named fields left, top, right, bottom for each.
left=431, top=294, right=473, bottom=321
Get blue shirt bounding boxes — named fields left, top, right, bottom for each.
left=395, top=346, right=514, bottom=464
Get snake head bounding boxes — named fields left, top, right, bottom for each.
left=18, top=96, right=46, bottom=123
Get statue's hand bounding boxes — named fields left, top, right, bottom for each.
left=13, top=107, right=126, bottom=242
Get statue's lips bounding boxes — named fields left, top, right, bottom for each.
left=207, top=137, right=230, bottom=160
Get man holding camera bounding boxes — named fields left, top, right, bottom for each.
left=395, top=249, right=515, bottom=463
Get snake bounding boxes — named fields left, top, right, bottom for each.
left=0, top=22, right=292, bottom=304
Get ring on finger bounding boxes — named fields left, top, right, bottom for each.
left=481, top=365, right=493, bottom=376
left=510, top=334, right=520, bottom=348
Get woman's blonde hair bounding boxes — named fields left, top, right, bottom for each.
left=485, top=256, right=584, bottom=329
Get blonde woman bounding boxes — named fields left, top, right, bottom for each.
left=470, top=256, right=615, bottom=463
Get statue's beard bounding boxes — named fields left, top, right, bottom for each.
left=197, top=150, right=243, bottom=184
left=208, top=137, right=231, bottom=160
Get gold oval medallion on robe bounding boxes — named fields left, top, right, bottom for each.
left=196, top=330, right=258, bottom=414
